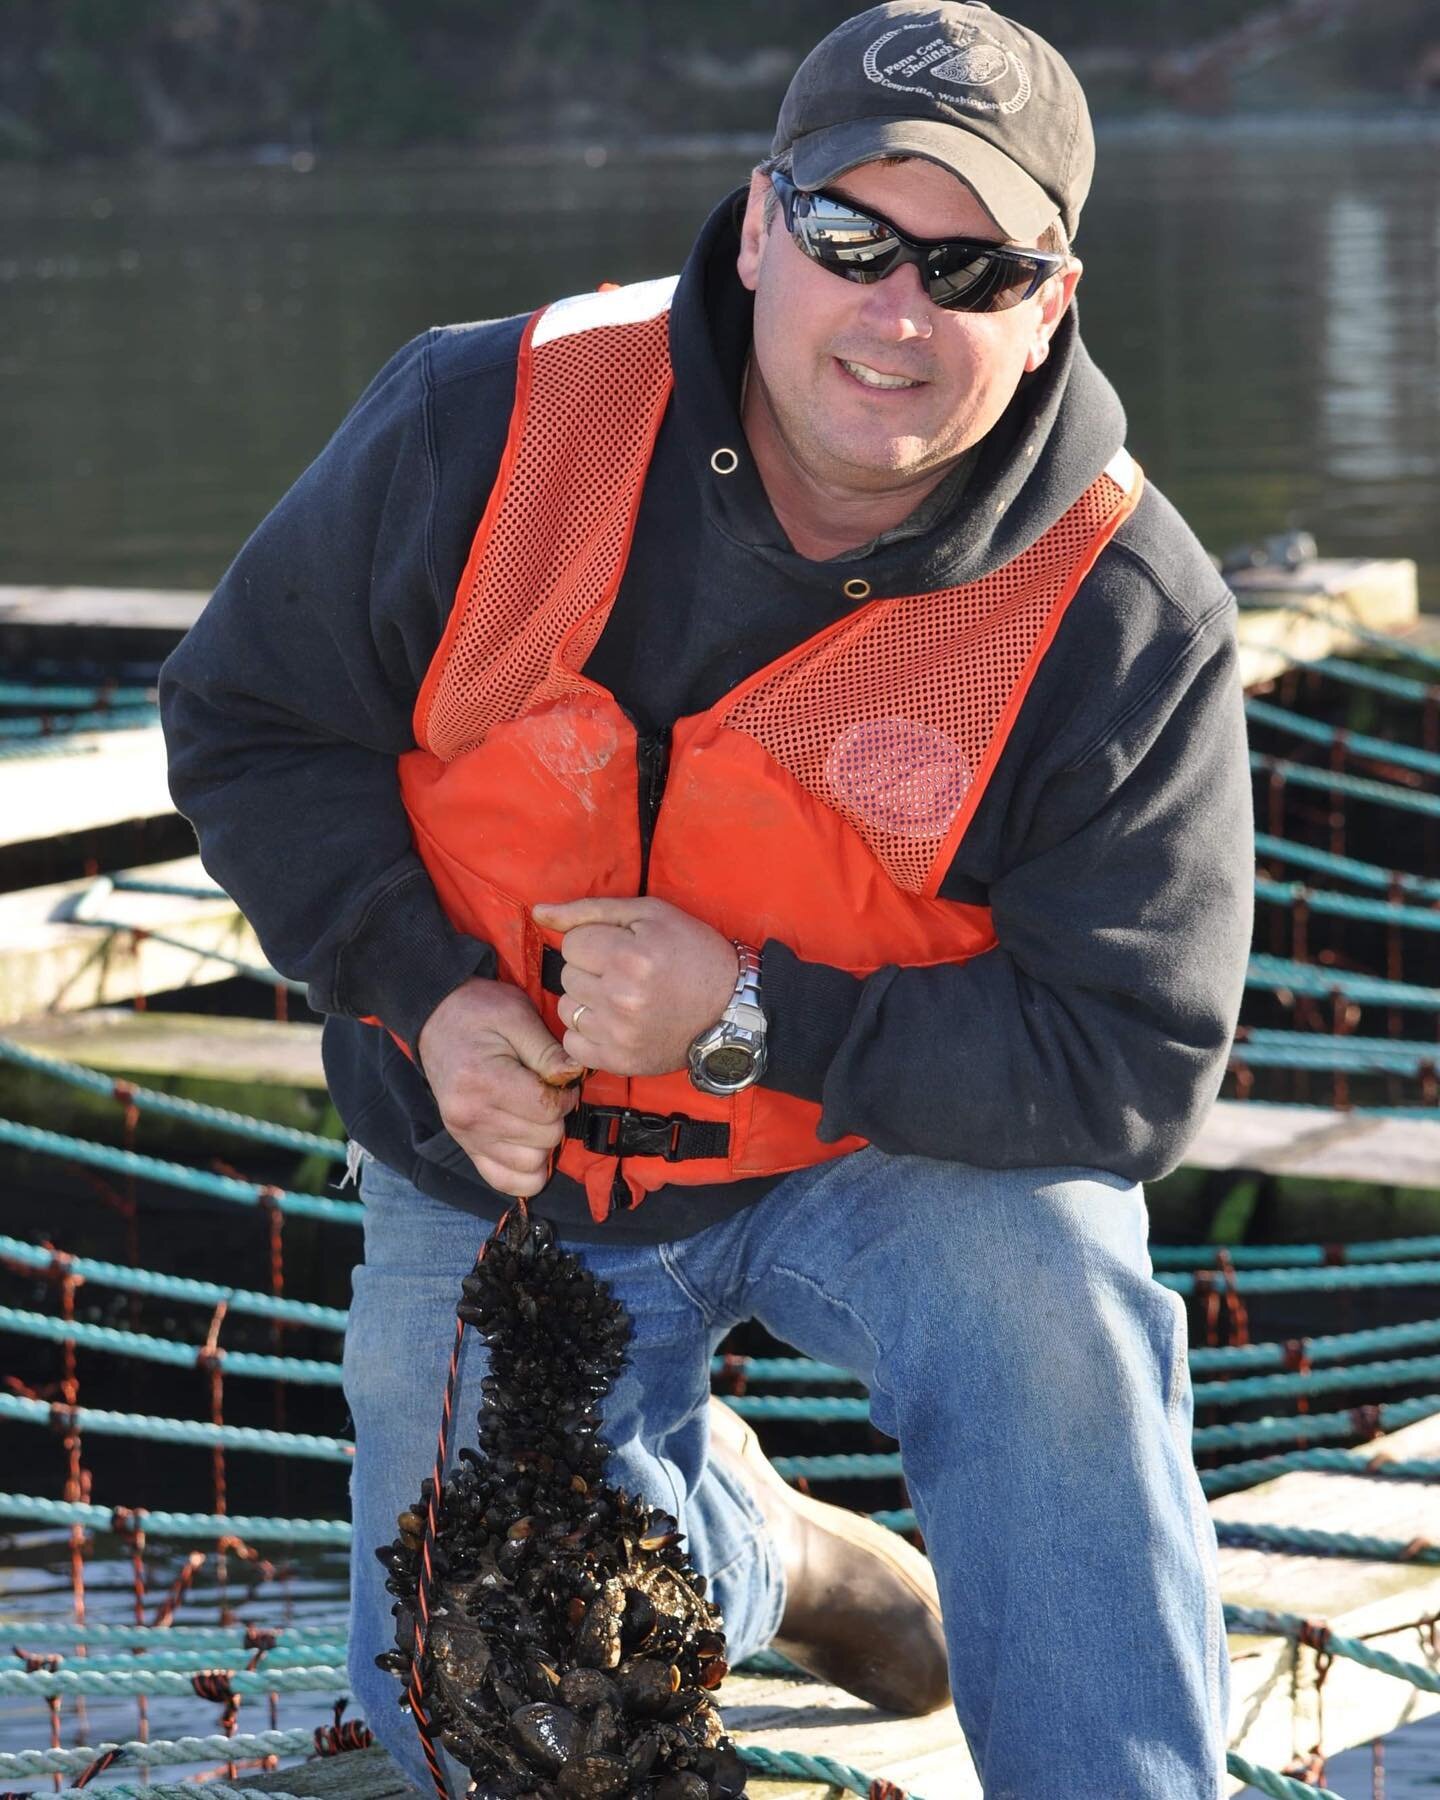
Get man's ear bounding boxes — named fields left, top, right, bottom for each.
left=1024, top=258, right=1081, bottom=373
left=736, top=170, right=772, bottom=295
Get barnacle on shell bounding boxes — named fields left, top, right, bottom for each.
left=376, top=1208, right=749, bottom=1798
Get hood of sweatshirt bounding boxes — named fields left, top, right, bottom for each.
left=666, top=190, right=1128, bottom=591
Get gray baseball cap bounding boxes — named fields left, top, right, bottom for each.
left=771, top=1, right=1093, bottom=242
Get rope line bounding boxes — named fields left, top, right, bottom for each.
left=0, top=1233, right=348, bottom=1329
left=0, top=1392, right=354, bottom=1462
left=1249, top=749, right=1440, bottom=819
left=1216, top=1521, right=1440, bottom=1568
left=0, top=1302, right=346, bottom=1385
left=1245, top=951, right=1440, bottom=1011
left=0, top=1618, right=345, bottom=1647
left=1202, top=1448, right=1440, bottom=1497
left=1192, top=1393, right=1440, bottom=1452
left=1247, top=694, right=1440, bottom=779
left=1193, top=1350, right=1440, bottom=1407
left=1254, top=874, right=1440, bottom=933
left=0, top=1727, right=326, bottom=1777
left=1159, top=1262, right=1440, bottom=1296
left=0, top=1661, right=347, bottom=1697
left=1253, top=830, right=1440, bottom=902
left=1226, top=1603, right=1440, bottom=1694
left=1232, top=1030, right=1440, bottom=1076
left=0, top=1491, right=350, bottom=1543
left=0, top=1119, right=362, bottom=1224
left=0, top=1036, right=346, bottom=1160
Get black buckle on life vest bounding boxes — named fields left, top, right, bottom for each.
left=565, top=1102, right=729, bottom=1162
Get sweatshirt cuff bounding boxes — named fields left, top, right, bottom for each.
left=330, top=867, right=496, bottom=1052
left=760, top=939, right=865, bottom=1110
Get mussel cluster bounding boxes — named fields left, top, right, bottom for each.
left=376, top=1208, right=749, bottom=1799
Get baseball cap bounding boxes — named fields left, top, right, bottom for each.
left=771, top=1, right=1093, bottom=242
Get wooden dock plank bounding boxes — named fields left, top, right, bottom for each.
left=0, top=855, right=275, bottom=1027
left=1188, top=1098, right=1440, bottom=1190
left=0, top=725, right=172, bottom=851
left=0, top=584, right=208, bottom=635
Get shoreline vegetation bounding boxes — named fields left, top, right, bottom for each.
left=3, top=0, right=1437, bottom=164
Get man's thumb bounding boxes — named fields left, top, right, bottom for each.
left=503, top=1008, right=583, bottom=1086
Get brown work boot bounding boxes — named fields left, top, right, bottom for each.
left=707, top=1395, right=951, bottom=1716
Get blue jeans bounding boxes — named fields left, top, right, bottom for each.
left=344, top=1149, right=1228, bottom=1798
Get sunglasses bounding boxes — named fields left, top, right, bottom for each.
left=769, top=168, right=1066, bottom=314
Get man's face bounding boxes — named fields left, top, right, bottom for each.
left=736, top=157, right=1080, bottom=495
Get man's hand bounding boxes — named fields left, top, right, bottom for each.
left=531, top=897, right=738, bottom=1076
left=417, top=979, right=582, bottom=1197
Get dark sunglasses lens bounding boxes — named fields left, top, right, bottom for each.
left=927, top=249, right=1036, bottom=312
left=792, top=191, right=902, bottom=283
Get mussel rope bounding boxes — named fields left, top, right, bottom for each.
left=406, top=1194, right=529, bottom=1799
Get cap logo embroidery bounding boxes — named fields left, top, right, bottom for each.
left=862, top=22, right=1031, bottom=114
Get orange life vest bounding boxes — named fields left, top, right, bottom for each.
left=395, top=277, right=1141, bottom=1222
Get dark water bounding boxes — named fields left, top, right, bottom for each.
left=0, top=122, right=1437, bottom=603
left=2, top=125, right=1439, bottom=1791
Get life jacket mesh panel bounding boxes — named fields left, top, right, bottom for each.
left=716, top=471, right=1128, bottom=894
left=420, top=312, right=673, bottom=762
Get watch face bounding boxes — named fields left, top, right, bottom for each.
left=702, top=1045, right=756, bottom=1086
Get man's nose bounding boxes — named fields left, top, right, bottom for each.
left=856, top=262, right=935, bottom=341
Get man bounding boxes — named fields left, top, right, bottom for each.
left=161, top=3, right=1252, bottom=1792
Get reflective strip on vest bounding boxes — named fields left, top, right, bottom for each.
left=399, top=278, right=1143, bottom=1220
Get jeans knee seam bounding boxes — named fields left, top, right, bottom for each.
left=657, top=1242, right=722, bottom=1327
left=767, top=1261, right=892, bottom=1413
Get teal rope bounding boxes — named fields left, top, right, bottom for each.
left=724, top=1393, right=871, bottom=1422
left=1203, top=1448, right=1440, bottom=1497
left=1226, top=1603, right=1440, bottom=1694
left=739, top=1743, right=928, bottom=1797
left=0, top=1491, right=350, bottom=1544
left=1224, top=1752, right=1347, bottom=1800
left=1161, top=1241, right=1440, bottom=1272
left=0, top=1303, right=345, bottom=1385
left=0, top=1618, right=345, bottom=1647
left=1189, top=1315, right=1440, bottom=1368
left=774, top=1451, right=903, bottom=1482
left=111, top=873, right=230, bottom=901
left=1233, top=1029, right=1440, bottom=1075
left=0, top=1036, right=347, bottom=1160
left=0, top=738, right=96, bottom=762
left=1250, top=748, right=1440, bottom=819
left=1294, top=652, right=1435, bottom=705
left=1246, top=694, right=1440, bottom=780
left=1159, top=1261, right=1440, bottom=1296
left=3, top=1641, right=346, bottom=1674
left=1253, top=830, right=1440, bottom=903
left=711, top=1354, right=856, bottom=1385
left=1216, top=1520, right=1440, bottom=1567
left=0, top=1391, right=354, bottom=1463
left=1193, top=1350, right=1440, bottom=1407
left=0, top=1233, right=349, bottom=1330
left=1255, top=873, right=1440, bottom=933
left=0, top=1660, right=347, bottom=1697
left=1192, top=1393, right=1440, bottom=1453
left=0, top=706, right=160, bottom=738
left=0, top=679, right=155, bottom=707
left=0, top=1728, right=321, bottom=1778
left=1245, top=951, right=1440, bottom=1011
left=0, top=1119, right=362, bottom=1225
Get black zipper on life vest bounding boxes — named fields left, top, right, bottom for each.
left=635, top=725, right=672, bottom=896
left=605, top=723, right=672, bottom=1220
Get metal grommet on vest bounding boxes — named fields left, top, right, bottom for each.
left=710, top=447, right=739, bottom=475
left=843, top=578, right=871, bottom=601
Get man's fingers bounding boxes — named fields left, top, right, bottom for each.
left=534, top=898, right=647, bottom=934
left=467, top=1141, right=553, bottom=1199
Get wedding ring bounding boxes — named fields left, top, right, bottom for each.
left=571, top=1003, right=589, bottom=1029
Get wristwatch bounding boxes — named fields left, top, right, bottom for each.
left=688, top=942, right=768, bottom=1095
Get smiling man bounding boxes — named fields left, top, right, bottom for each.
left=162, top=4, right=1251, bottom=1794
